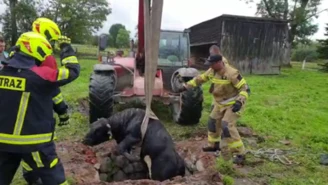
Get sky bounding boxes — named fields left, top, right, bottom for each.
left=99, top=0, right=328, bottom=40
left=0, top=0, right=327, bottom=40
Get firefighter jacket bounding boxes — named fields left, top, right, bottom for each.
left=0, top=51, right=80, bottom=153
left=187, top=65, right=248, bottom=108
left=3, top=50, right=69, bottom=116
left=222, top=56, right=229, bottom=66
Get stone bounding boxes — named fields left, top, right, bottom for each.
left=113, top=155, right=128, bottom=168
left=279, top=140, right=291, bottom=145
left=107, top=165, right=119, bottom=177
left=195, top=160, right=205, bottom=172
left=109, top=152, right=117, bottom=160
left=191, top=155, right=197, bottom=163
left=244, top=138, right=258, bottom=148
left=132, top=162, right=146, bottom=172
left=122, top=163, right=135, bottom=174
left=99, top=158, right=110, bottom=173
left=113, top=170, right=127, bottom=181
left=99, top=173, right=108, bottom=182
left=129, top=172, right=148, bottom=180
left=94, top=163, right=101, bottom=170
left=184, top=158, right=196, bottom=172
left=320, top=154, right=328, bottom=165
left=185, top=169, right=192, bottom=176
left=237, top=127, right=253, bottom=137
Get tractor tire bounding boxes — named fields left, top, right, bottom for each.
left=89, top=71, right=116, bottom=124
left=172, top=87, right=203, bottom=125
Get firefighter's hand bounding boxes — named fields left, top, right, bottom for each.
left=58, top=113, right=70, bottom=126
left=232, top=101, right=242, bottom=112
left=57, top=36, right=71, bottom=49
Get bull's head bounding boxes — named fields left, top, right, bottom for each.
left=82, top=118, right=113, bottom=146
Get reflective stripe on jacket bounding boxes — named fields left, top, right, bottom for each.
left=0, top=53, right=79, bottom=152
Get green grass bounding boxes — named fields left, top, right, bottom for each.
left=71, top=44, right=130, bottom=57
left=11, top=60, right=328, bottom=184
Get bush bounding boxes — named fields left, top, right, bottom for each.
left=291, top=47, right=319, bottom=62
left=318, top=61, right=328, bottom=72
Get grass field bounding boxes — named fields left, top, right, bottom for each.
left=71, top=44, right=130, bottom=57
left=11, top=59, right=328, bottom=185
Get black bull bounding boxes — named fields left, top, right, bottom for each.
left=82, top=108, right=186, bottom=181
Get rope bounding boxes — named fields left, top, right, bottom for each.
left=140, top=0, right=163, bottom=142
left=246, top=148, right=296, bottom=165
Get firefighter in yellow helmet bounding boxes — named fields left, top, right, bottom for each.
left=32, top=17, right=61, bottom=41
left=22, top=18, right=70, bottom=185
left=0, top=31, right=79, bottom=185
left=180, top=54, right=248, bottom=165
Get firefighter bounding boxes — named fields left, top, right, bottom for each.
left=180, top=54, right=248, bottom=164
left=21, top=18, right=70, bottom=185
left=0, top=31, right=79, bottom=185
left=32, top=17, right=70, bottom=127
left=208, top=45, right=250, bottom=123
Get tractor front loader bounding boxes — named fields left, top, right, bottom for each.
left=88, top=0, right=203, bottom=125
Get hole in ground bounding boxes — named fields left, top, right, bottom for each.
left=98, top=152, right=149, bottom=182
left=58, top=138, right=220, bottom=184
left=96, top=146, right=200, bottom=183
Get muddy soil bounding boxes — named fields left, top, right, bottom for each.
left=56, top=134, right=225, bottom=185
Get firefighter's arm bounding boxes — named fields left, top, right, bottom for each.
left=185, top=68, right=212, bottom=88
left=230, top=71, right=248, bottom=105
left=52, top=88, right=70, bottom=126
left=32, top=37, right=80, bottom=86
left=52, top=88, right=68, bottom=115
left=55, top=36, right=80, bottom=86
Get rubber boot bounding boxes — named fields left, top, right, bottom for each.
left=202, top=142, right=220, bottom=152
left=233, top=154, right=246, bottom=165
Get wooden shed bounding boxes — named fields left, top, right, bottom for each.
left=188, top=14, right=289, bottom=74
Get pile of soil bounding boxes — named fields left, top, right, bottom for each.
left=55, top=135, right=223, bottom=185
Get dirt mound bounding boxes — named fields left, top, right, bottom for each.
left=56, top=136, right=223, bottom=185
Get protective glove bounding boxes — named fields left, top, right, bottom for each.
left=232, top=100, right=242, bottom=112
left=56, top=36, right=71, bottom=50
left=58, top=113, right=70, bottom=126
left=246, top=84, right=251, bottom=95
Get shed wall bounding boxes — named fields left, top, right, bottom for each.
left=220, top=17, right=287, bottom=74
left=189, top=15, right=288, bottom=75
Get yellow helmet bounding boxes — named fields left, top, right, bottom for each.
left=16, top=32, right=53, bottom=62
left=32, top=17, right=61, bottom=41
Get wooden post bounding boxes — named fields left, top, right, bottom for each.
left=302, top=58, right=307, bottom=70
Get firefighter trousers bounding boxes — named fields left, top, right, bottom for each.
left=0, top=142, right=68, bottom=185
left=207, top=104, right=245, bottom=160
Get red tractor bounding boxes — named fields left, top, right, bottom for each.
left=88, top=0, right=203, bottom=125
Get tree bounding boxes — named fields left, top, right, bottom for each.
left=108, top=23, right=126, bottom=47
left=317, top=23, right=328, bottom=59
left=0, top=0, right=38, bottom=46
left=242, top=0, right=325, bottom=46
left=134, top=25, right=138, bottom=46
left=40, top=0, right=111, bottom=43
left=116, top=28, right=130, bottom=48
left=241, top=0, right=326, bottom=65
left=91, top=35, right=99, bottom=46
left=0, top=0, right=111, bottom=45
